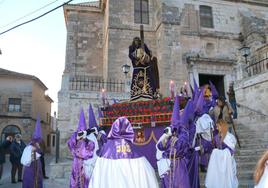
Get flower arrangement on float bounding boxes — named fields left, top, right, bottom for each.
left=100, top=96, right=187, bottom=126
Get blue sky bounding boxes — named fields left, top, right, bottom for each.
left=0, top=0, right=92, bottom=113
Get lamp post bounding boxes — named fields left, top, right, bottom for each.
left=122, top=64, right=131, bottom=92
left=239, top=45, right=250, bottom=64
left=239, top=45, right=251, bottom=77
left=122, top=64, right=131, bottom=78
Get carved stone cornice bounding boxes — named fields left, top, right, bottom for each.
left=223, top=0, right=268, bottom=7
left=186, top=56, right=236, bottom=65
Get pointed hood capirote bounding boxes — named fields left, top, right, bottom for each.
left=170, top=95, right=180, bottom=131
left=88, top=104, right=98, bottom=129
left=32, top=115, right=42, bottom=142
left=194, top=88, right=205, bottom=116
left=77, top=108, right=87, bottom=131
left=209, top=80, right=218, bottom=99
left=180, top=99, right=195, bottom=129
left=108, top=117, right=134, bottom=143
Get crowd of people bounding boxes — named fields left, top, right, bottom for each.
left=2, top=81, right=266, bottom=188
left=64, top=81, right=268, bottom=188
left=0, top=117, right=48, bottom=187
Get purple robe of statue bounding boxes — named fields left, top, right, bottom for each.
left=68, top=132, right=95, bottom=188
left=128, top=41, right=158, bottom=100
left=157, top=130, right=190, bottom=188
left=22, top=147, right=43, bottom=188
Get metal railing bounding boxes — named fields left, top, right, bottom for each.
left=69, top=76, right=125, bottom=92
left=245, top=57, right=268, bottom=77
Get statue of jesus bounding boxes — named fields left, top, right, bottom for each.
left=128, top=37, right=159, bottom=101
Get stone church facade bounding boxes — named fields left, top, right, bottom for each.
left=57, top=0, right=268, bottom=156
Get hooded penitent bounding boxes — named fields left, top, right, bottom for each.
left=21, top=115, right=43, bottom=188
left=170, top=95, right=180, bottom=132
left=89, top=116, right=159, bottom=188
left=67, top=108, right=95, bottom=188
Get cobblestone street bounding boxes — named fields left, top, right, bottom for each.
left=0, top=155, right=69, bottom=188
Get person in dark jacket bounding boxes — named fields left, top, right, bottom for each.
left=39, top=139, right=49, bottom=179
left=9, top=134, right=26, bottom=183
left=0, top=136, right=12, bottom=184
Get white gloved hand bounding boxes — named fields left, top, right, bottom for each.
left=82, top=131, right=87, bottom=139
left=77, top=131, right=87, bottom=140
left=194, top=146, right=201, bottom=151
left=76, top=131, right=83, bottom=140
left=209, top=107, right=214, bottom=112
left=164, top=127, right=172, bottom=137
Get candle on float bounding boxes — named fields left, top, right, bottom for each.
left=101, top=88, right=106, bottom=106
left=169, top=80, right=175, bottom=99
left=183, top=81, right=188, bottom=97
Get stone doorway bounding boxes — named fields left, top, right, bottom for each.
left=199, top=74, right=225, bottom=97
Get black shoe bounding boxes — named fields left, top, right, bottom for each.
left=11, top=181, right=16, bottom=184
left=44, top=176, right=49, bottom=179
left=18, top=179, right=23, bottom=182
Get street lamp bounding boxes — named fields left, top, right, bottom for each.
left=122, top=64, right=131, bottom=78
left=122, top=64, right=131, bottom=92
left=239, top=45, right=250, bottom=64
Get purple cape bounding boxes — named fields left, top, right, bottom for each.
left=100, top=117, right=142, bottom=159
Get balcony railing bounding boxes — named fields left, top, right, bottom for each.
left=69, top=76, right=125, bottom=92
left=245, top=57, right=268, bottom=77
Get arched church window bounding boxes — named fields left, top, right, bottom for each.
left=134, top=0, right=149, bottom=24
left=200, top=5, right=214, bottom=28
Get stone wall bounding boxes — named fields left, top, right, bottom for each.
left=235, top=71, right=268, bottom=115
left=57, top=89, right=129, bottom=157
left=64, top=5, right=104, bottom=76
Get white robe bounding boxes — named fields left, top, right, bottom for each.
left=88, top=157, right=159, bottom=188
left=192, top=114, right=214, bottom=147
left=255, top=161, right=268, bottom=188
left=21, top=145, right=41, bottom=167
left=205, top=132, right=238, bottom=188
left=156, top=134, right=170, bottom=177
left=83, top=133, right=99, bottom=179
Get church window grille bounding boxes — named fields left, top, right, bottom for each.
left=134, top=0, right=149, bottom=24
left=200, top=5, right=214, bottom=28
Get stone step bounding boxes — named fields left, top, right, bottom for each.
left=236, top=149, right=265, bottom=156
left=236, top=158, right=260, bottom=163
left=237, top=171, right=254, bottom=179
left=238, top=180, right=255, bottom=188
left=236, top=161, right=257, bottom=167
left=237, top=143, right=267, bottom=149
